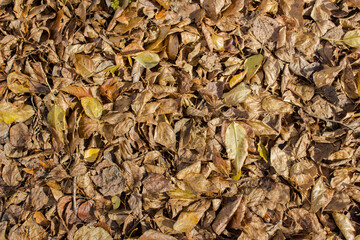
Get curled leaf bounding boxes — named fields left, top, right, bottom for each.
left=80, top=97, right=103, bottom=120
left=225, top=122, right=248, bottom=177
left=332, top=212, right=356, bottom=240
left=257, top=141, right=268, bottom=162
left=212, top=34, right=225, bottom=51
left=343, top=30, right=360, bottom=48
left=134, top=51, right=160, bottom=68
left=7, top=72, right=31, bottom=94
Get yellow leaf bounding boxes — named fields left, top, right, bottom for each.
left=0, top=102, right=34, bottom=124
left=80, top=97, right=103, bottom=120
left=134, top=51, right=160, bottom=68
left=47, top=104, right=67, bottom=132
left=223, top=83, right=251, bottom=105
left=84, top=148, right=100, bottom=163
left=173, top=212, right=201, bottom=232
left=232, top=170, right=242, bottom=180
left=212, top=34, right=225, bottom=51
left=111, top=196, right=121, bottom=210
left=229, top=70, right=247, bottom=88
left=257, top=141, right=268, bottom=162
left=7, top=72, right=31, bottom=94
left=225, top=122, right=248, bottom=177
left=343, top=30, right=360, bottom=48
left=244, top=54, right=263, bottom=81
left=166, top=188, right=199, bottom=200
left=74, top=54, right=95, bottom=78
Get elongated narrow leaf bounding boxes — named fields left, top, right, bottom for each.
left=225, top=122, right=248, bottom=176
left=80, top=97, right=103, bottom=120
left=134, top=51, right=160, bottom=68
left=244, top=54, right=263, bottom=81
left=332, top=212, right=356, bottom=240
left=343, top=30, right=360, bottom=48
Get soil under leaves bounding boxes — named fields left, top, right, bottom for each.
left=1, top=0, right=360, bottom=239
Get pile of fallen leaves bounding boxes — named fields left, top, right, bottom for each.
left=1, top=0, right=360, bottom=239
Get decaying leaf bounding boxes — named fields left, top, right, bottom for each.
left=311, top=177, right=334, bottom=213
left=80, top=97, right=103, bottom=120
left=7, top=72, right=31, bottom=94
left=73, top=225, right=113, bottom=240
left=134, top=51, right=160, bottom=68
left=225, top=122, right=248, bottom=176
left=262, top=96, right=293, bottom=114
left=74, top=54, right=95, bottom=78
left=343, top=30, right=360, bottom=48
left=332, top=212, right=356, bottom=240
left=47, top=104, right=67, bottom=132
left=244, top=54, right=263, bottom=81
left=223, top=83, right=251, bottom=105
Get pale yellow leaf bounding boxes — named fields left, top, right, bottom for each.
left=134, top=51, right=160, bottom=68
left=80, top=97, right=103, bottom=120
left=223, top=83, right=251, bottom=105
left=343, top=30, right=360, bottom=48
left=173, top=212, right=201, bottom=232
left=262, top=96, right=293, bottom=114
left=74, top=225, right=113, bottom=240
left=47, top=104, right=67, bottom=132
left=84, top=148, right=100, bottom=163
left=229, top=70, right=247, bottom=88
left=74, top=54, right=95, bottom=78
left=111, top=196, right=121, bottom=210
left=225, top=122, right=248, bottom=176
left=244, top=54, right=263, bottom=81
left=212, top=34, right=225, bottom=51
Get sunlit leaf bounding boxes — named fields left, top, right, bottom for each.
left=247, top=120, right=278, bottom=136
left=212, top=34, right=225, bottom=51
left=134, top=51, right=160, bottom=68
left=7, top=72, right=31, bottom=94
left=257, top=141, right=268, bottom=162
left=166, top=188, right=199, bottom=200
left=102, top=65, right=120, bottom=74
left=229, top=70, right=247, bottom=88
left=74, top=54, right=95, bottom=78
left=111, top=196, right=121, bottom=210
left=343, top=30, right=360, bottom=48
left=61, top=85, right=93, bottom=98
left=173, top=212, right=202, bottom=232
left=84, top=148, right=100, bottom=163
left=47, top=104, right=66, bottom=132
left=262, top=96, right=293, bottom=114
left=332, top=212, right=356, bottom=240
left=80, top=97, right=103, bottom=120
left=244, top=54, right=263, bottom=81
left=225, top=122, right=248, bottom=177
left=156, top=0, right=170, bottom=10
left=311, top=177, right=334, bottom=213
left=0, top=102, right=34, bottom=124
left=74, top=225, right=113, bottom=240
left=223, top=83, right=251, bottom=105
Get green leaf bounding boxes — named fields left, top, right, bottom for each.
left=225, top=122, right=248, bottom=177
left=80, top=97, right=103, bottom=120
left=343, top=30, right=360, bottom=48
left=134, top=51, right=160, bottom=68
left=244, top=54, right=263, bottom=81
left=111, top=196, right=121, bottom=210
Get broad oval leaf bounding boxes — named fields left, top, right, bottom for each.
left=244, top=54, right=263, bottom=81
left=134, top=51, right=160, bottom=68
left=74, top=54, right=95, bottom=78
left=212, top=34, right=225, bottom=51
left=173, top=212, right=202, bottom=232
left=73, top=225, right=113, bottom=240
left=80, top=97, right=103, bottom=120
left=223, top=83, right=251, bottom=105
left=0, top=102, right=34, bottom=124
left=343, top=30, right=360, bottom=48
left=47, top=104, right=67, bottom=132
left=225, top=122, right=248, bottom=176
left=262, top=96, right=293, bottom=114
left=84, top=148, right=100, bottom=163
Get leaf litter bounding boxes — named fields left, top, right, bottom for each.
left=1, top=0, right=360, bottom=239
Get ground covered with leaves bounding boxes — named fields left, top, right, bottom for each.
left=2, top=0, right=360, bottom=239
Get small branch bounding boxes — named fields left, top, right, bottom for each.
left=305, top=112, right=355, bottom=131
left=73, top=176, right=78, bottom=216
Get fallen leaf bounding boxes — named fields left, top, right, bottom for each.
left=244, top=54, right=263, bottom=81
left=0, top=102, right=34, bottom=124
left=225, top=122, right=248, bottom=176
left=47, top=104, right=67, bottom=132
left=7, top=72, right=31, bottom=94
left=262, top=96, right=293, bottom=114
left=134, top=51, right=160, bottom=68
left=343, top=30, right=360, bottom=48
left=311, top=177, right=334, bottom=213
left=80, top=97, right=103, bottom=120
left=223, top=83, right=251, bottom=105
left=332, top=212, right=356, bottom=240
left=73, top=225, right=113, bottom=240
left=74, top=54, right=95, bottom=78
left=84, top=148, right=100, bottom=163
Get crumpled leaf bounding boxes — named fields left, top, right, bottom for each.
left=212, top=34, right=225, bottom=51
left=134, top=51, right=160, bottom=68
left=47, top=104, right=67, bottom=132
left=80, top=97, right=103, bottom=120
left=244, top=54, right=263, bottom=81
left=229, top=71, right=247, bottom=88
left=311, top=177, right=334, bottom=213
left=84, top=148, right=100, bottom=163
left=73, top=225, right=113, bottom=240
left=223, top=83, right=251, bottom=105
left=332, top=212, right=356, bottom=240
left=7, top=72, right=31, bottom=94
left=138, top=230, right=176, bottom=240
left=343, top=30, right=360, bottom=48
left=225, top=122, right=248, bottom=176
left=0, top=102, right=34, bottom=124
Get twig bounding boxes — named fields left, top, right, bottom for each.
left=305, top=112, right=355, bottom=130
left=73, top=176, right=78, bottom=216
